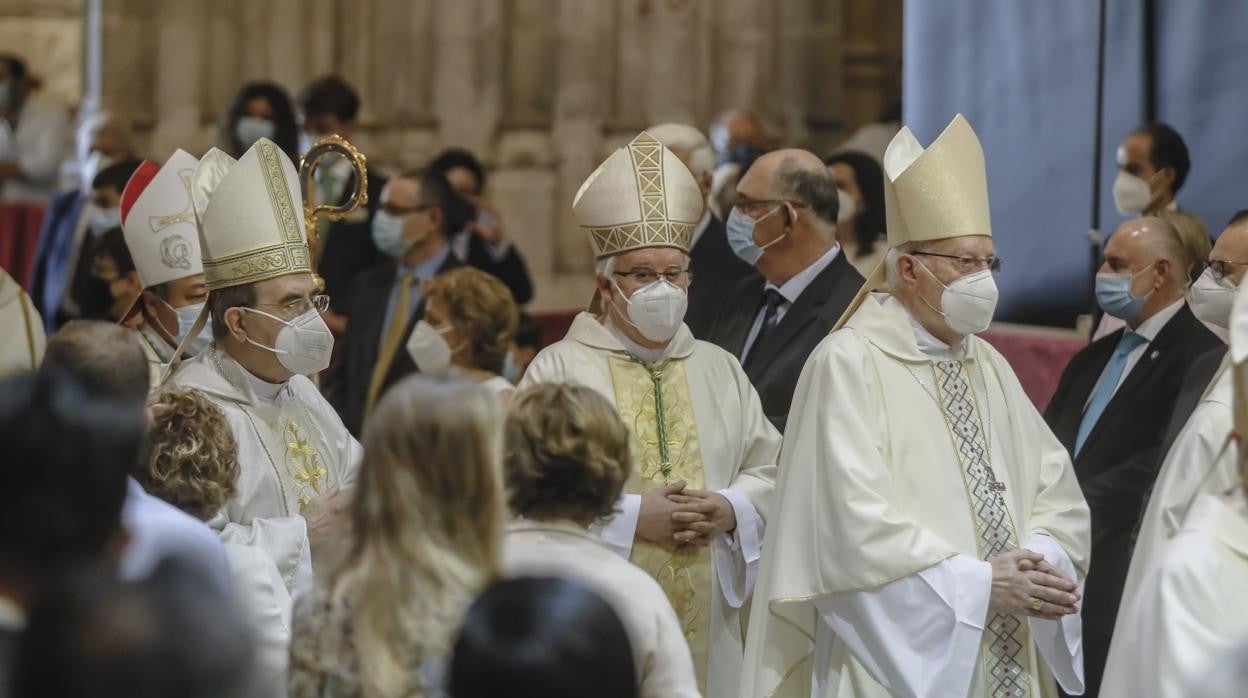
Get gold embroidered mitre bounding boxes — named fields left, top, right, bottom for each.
left=194, top=138, right=312, bottom=290
left=573, top=131, right=705, bottom=258
left=835, top=114, right=993, bottom=329
left=121, top=149, right=204, bottom=289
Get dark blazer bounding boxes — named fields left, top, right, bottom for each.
left=460, top=231, right=534, bottom=305
left=320, top=173, right=387, bottom=316
left=708, top=251, right=864, bottom=433
left=326, top=252, right=463, bottom=436
left=686, top=214, right=755, bottom=339
left=1043, top=303, right=1221, bottom=696
left=29, top=189, right=92, bottom=330
left=1159, top=343, right=1228, bottom=453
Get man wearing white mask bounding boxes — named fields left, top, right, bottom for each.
left=519, top=131, right=779, bottom=697
left=1112, top=122, right=1190, bottom=217
left=117, top=150, right=212, bottom=388
left=1098, top=210, right=1248, bottom=696
left=741, top=115, right=1091, bottom=698
left=325, top=167, right=462, bottom=436
left=168, top=138, right=360, bottom=594
left=1100, top=274, right=1248, bottom=698
left=1045, top=214, right=1220, bottom=694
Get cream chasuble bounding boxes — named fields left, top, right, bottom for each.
left=1100, top=490, right=1248, bottom=698
left=739, top=295, right=1090, bottom=698
left=0, top=267, right=43, bottom=377
left=1102, top=357, right=1240, bottom=698
left=136, top=324, right=175, bottom=393
left=169, top=348, right=361, bottom=593
left=520, top=312, right=780, bottom=697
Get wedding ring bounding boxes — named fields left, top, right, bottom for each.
left=1030, top=597, right=1044, bottom=613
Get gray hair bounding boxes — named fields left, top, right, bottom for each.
left=778, top=159, right=840, bottom=224
left=593, top=251, right=691, bottom=279
left=884, top=242, right=920, bottom=292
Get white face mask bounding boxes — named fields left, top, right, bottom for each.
left=1112, top=170, right=1159, bottom=216
left=1189, top=267, right=1237, bottom=329
left=836, top=188, right=856, bottom=224
left=917, top=261, right=999, bottom=336
left=241, top=308, right=334, bottom=376
left=405, top=320, right=455, bottom=375
left=611, top=278, right=688, bottom=343
left=156, top=299, right=213, bottom=355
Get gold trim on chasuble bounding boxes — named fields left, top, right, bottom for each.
left=585, top=133, right=695, bottom=258
left=932, top=359, right=1032, bottom=698
left=283, top=417, right=329, bottom=508
left=608, top=355, right=713, bottom=689
left=202, top=141, right=312, bottom=290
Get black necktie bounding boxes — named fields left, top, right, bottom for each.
left=745, top=289, right=786, bottom=367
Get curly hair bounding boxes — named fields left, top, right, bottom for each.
left=504, top=383, right=631, bottom=523
left=424, top=268, right=518, bottom=375
left=141, top=389, right=240, bottom=521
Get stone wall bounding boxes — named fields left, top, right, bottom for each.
left=5, top=0, right=901, bottom=310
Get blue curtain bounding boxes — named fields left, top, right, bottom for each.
left=904, top=0, right=1244, bottom=325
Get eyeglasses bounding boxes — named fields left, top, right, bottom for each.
left=613, top=268, right=693, bottom=286
left=253, top=294, right=331, bottom=319
left=734, top=198, right=806, bottom=217
left=911, top=251, right=1004, bottom=275
left=1208, top=260, right=1248, bottom=281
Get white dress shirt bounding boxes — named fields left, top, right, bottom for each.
left=1085, top=298, right=1185, bottom=410
left=0, top=95, right=72, bottom=202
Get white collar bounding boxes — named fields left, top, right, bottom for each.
left=884, top=295, right=969, bottom=361
left=607, top=321, right=675, bottom=364
left=1130, top=297, right=1185, bottom=342
left=765, top=243, right=841, bottom=304
left=224, top=351, right=289, bottom=405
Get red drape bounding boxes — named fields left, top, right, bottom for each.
left=0, top=202, right=46, bottom=290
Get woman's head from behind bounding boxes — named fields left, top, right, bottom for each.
left=423, top=267, right=519, bottom=376
left=504, top=383, right=631, bottom=525
left=343, top=374, right=506, bottom=696
left=140, top=389, right=240, bottom=521
left=449, top=576, right=638, bottom=698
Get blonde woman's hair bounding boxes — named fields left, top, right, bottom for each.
left=1156, top=209, right=1212, bottom=282
left=504, top=383, right=631, bottom=523
left=140, top=389, right=239, bottom=521
left=423, top=267, right=518, bottom=375
left=335, top=374, right=505, bottom=698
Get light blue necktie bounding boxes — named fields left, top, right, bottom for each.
left=1075, top=331, right=1148, bottom=456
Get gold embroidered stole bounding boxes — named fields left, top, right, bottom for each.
left=250, top=399, right=334, bottom=512
left=608, top=356, right=713, bottom=690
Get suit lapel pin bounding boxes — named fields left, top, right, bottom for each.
left=1150, top=350, right=1160, bottom=361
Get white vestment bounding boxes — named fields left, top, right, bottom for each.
left=740, top=294, right=1091, bottom=698
left=1101, top=357, right=1240, bottom=698
left=1099, top=490, right=1248, bottom=698
left=169, top=348, right=361, bottom=595
left=503, top=520, right=702, bottom=698
left=0, top=267, right=43, bottom=376
left=519, top=312, right=779, bottom=697
left=225, top=542, right=293, bottom=698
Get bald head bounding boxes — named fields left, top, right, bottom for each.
left=42, top=320, right=149, bottom=409
left=710, top=110, right=765, bottom=156
left=739, top=149, right=840, bottom=225
left=1114, top=216, right=1188, bottom=271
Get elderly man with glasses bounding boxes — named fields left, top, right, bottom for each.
left=519, top=132, right=779, bottom=697
left=169, top=139, right=361, bottom=596
left=742, top=115, right=1090, bottom=698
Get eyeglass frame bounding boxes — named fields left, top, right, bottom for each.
left=611, top=267, right=693, bottom=286
left=1207, top=260, right=1248, bottom=281
left=251, top=293, right=331, bottom=320
left=910, top=251, right=1004, bottom=275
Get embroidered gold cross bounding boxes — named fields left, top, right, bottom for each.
left=283, top=420, right=327, bottom=507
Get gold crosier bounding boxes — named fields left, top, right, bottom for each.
left=608, top=355, right=713, bottom=691
left=299, top=135, right=369, bottom=291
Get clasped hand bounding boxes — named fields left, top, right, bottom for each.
left=989, top=549, right=1081, bottom=621
left=636, top=480, right=736, bottom=547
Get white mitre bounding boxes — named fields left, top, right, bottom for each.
left=573, top=131, right=705, bottom=259
left=835, top=113, right=993, bottom=329
left=120, top=149, right=203, bottom=291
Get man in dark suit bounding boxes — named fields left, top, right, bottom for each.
left=429, top=148, right=534, bottom=305
left=326, top=168, right=462, bottom=436
left=1044, top=215, right=1221, bottom=696
left=708, top=149, right=864, bottom=433
left=647, top=123, right=755, bottom=338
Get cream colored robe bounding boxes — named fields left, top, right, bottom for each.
left=169, top=348, right=361, bottom=595
left=136, top=324, right=174, bottom=393
left=225, top=542, right=292, bottom=697
left=503, top=520, right=702, bottom=698
left=740, top=294, right=1091, bottom=698
left=1100, top=490, right=1248, bottom=698
left=1102, top=357, right=1240, bottom=698
left=519, top=312, right=780, bottom=697
left=0, top=267, right=43, bottom=376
